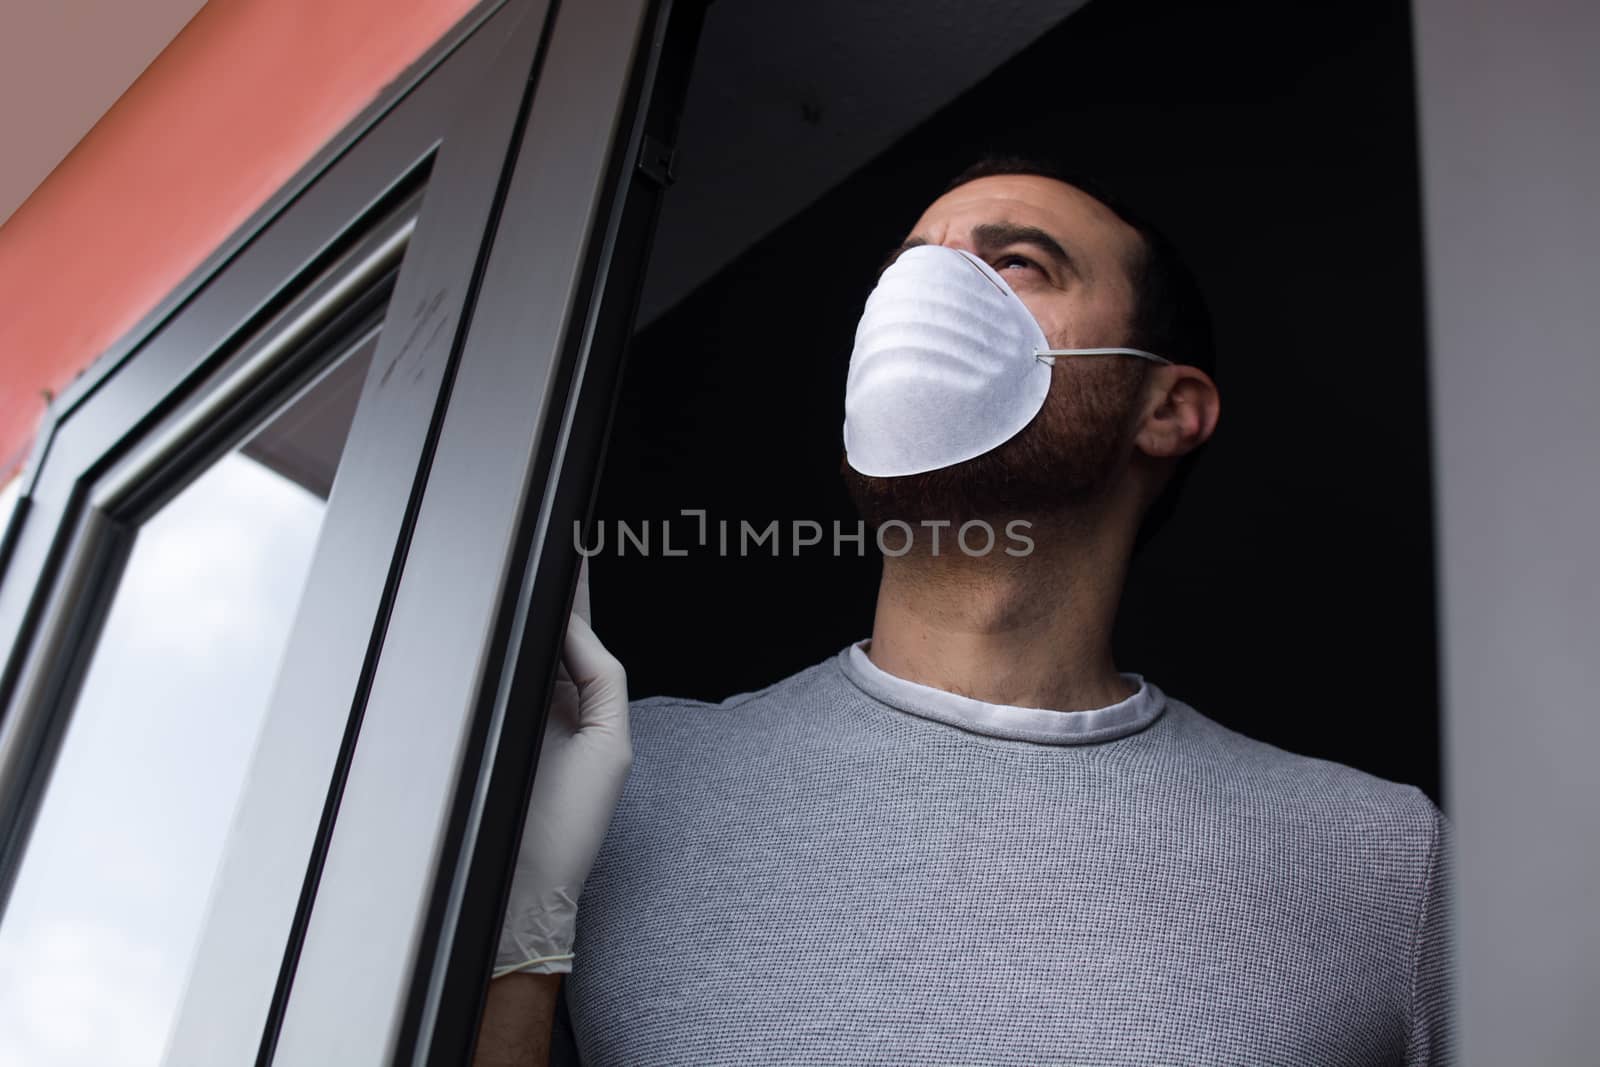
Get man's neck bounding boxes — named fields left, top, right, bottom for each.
left=865, top=514, right=1135, bottom=712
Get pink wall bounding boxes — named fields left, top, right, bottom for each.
left=0, top=0, right=481, bottom=482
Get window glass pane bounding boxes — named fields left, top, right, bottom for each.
left=0, top=327, right=378, bottom=1067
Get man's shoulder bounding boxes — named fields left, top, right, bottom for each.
left=627, top=655, right=843, bottom=726
left=1162, top=696, right=1445, bottom=846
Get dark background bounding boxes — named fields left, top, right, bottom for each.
left=589, top=0, right=1440, bottom=802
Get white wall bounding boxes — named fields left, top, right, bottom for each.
left=1411, top=2, right=1600, bottom=1062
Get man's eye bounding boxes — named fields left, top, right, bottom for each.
left=996, top=254, right=1038, bottom=272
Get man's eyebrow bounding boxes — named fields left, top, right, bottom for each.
left=874, top=227, right=1081, bottom=281
left=971, top=223, right=1080, bottom=278
left=877, top=236, right=927, bottom=279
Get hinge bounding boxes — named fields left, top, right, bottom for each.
left=636, top=134, right=676, bottom=188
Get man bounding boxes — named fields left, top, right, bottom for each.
left=476, top=159, right=1454, bottom=1065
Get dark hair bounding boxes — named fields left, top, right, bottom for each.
left=943, top=156, right=1217, bottom=556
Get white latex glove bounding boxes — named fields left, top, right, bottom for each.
left=494, top=564, right=630, bottom=976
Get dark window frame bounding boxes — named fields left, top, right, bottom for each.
left=0, top=0, right=702, bottom=1059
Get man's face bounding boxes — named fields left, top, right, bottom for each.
left=843, top=174, right=1154, bottom=530
left=896, top=174, right=1143, bottom=355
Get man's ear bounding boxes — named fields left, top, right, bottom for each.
left=1134, top=365, right=1220, bottom=461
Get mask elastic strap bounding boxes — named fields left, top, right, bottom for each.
left=1036, top=347, right=1172, bottom=366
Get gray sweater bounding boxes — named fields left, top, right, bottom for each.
left=560, top=644, right=1453, bottom=1065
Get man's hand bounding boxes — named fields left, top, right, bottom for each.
left=477, top=566, right=629, bottom=1064
left=493, top=606, right=631, bottom=977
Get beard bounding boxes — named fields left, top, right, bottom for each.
left=841, top=358, right=1148, bottom=531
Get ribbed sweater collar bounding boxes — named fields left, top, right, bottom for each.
left=835, top=639, right=1166, bottom=745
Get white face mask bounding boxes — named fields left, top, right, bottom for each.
left=843, top=243, right=1170, bottom=478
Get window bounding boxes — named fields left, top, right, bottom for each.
left=0, top=0, right=684, bottom=1059
left=0, top=328, right=378, bottom=1066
